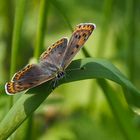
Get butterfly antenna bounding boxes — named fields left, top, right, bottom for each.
left=52, top=78, right=60, bottom=90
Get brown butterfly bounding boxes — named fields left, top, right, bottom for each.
left=5, top=23, right=96, bottom=95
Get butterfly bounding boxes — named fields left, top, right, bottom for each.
left=5, top=23, right=96, bottom=95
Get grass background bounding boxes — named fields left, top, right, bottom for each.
left=0, top=0, right=140, bottom=139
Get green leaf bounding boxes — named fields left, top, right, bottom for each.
left=0, top=58, right=140, bottom=139
left=34, top=0, right=50, bottom=58
left=10, top=0, right=26, bottom=107
left=98, top=79, right=140, bottom=140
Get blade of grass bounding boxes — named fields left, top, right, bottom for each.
left=96, top=0, right=113, bottom=57
left=34, top=0, right=50, bottom=58
left=10, top=0, right=26, bottom=80
left=51, top=0, right=73, bottom=32
left=23, top=115, right=33, bottom=140
left=98, top=79, right=140, bottom=140
left=125, top=0, right=136, bottom=81
left=9, top=1, right=27, bottom=139
left=10, top=0, right=26, bottom=107
left=0, top=58, right=140, bottom=139
left=0, top=86, right=51, bottom=140
left=3, top=0, right=14, bottom=80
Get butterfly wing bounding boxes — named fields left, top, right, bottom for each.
left=61, top=23, right=96, bottom=69
left=40, top=37, right=68, bottom=68
left=5, top=38, right=68, bottom=95
left=5, top=64, right=55, bottom=95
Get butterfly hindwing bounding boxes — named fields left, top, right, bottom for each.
left=5, top=64, right=55, bottom=95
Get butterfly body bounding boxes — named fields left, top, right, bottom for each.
left=5, top=23, right=96, bottom=95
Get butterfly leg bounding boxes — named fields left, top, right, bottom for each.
left=52, top=78, right=59, bottom=90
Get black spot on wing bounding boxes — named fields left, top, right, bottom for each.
left=75, top=34, right=81, bottom=39
left=75, top=34, right=78, bottom=38
left=79, top=25, right=81, bottom=28
left=76, top=44, right=79, bottom=48
left=82, top=33, right=87, bottom=37
left=71, top=51, right=74, bottom=55
left=78, top=35, right=81, bottom=39
left=28, top=82, right=35, bottom=85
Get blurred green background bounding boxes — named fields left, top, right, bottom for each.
left=0, top=0, right=140, bottom=139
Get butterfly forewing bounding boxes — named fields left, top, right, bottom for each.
left=61, top=23, right=96, bottom=69
left=40, top=37, right=68, bottom=68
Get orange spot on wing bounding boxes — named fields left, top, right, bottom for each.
left=74, top=23, right=95, bottom=34
left=6, top=82, right=15, bottom=94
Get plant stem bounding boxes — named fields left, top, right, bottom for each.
left=51, top=0, right=73, bottom=32
left=34, top=0, right=49, bottom=58
left=98, top=79, right=140, bottom=140
left=96, top=0, right=113, bottom=57
left=10, top=0, right=26, bottom=108
left=125, top=0, right=136, bottom=82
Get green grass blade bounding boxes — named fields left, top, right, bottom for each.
left=98, top=79, right=140, bottom=140
left=51, top=0, right=73, bottom=32
left=9, top=0, right=26, bottom=108
left=10, top=0, right=26, bottom=78
left=65, top=58, right=140, bottom=108
left=0, top=58, right=140, bottom=138
left=34, top=0, right=50, bottom=58
left=125, top=0, right=136, bottom=81
left=96, top=0, right=113, bottom=57
left=0, top=90, right=50, bottom=139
